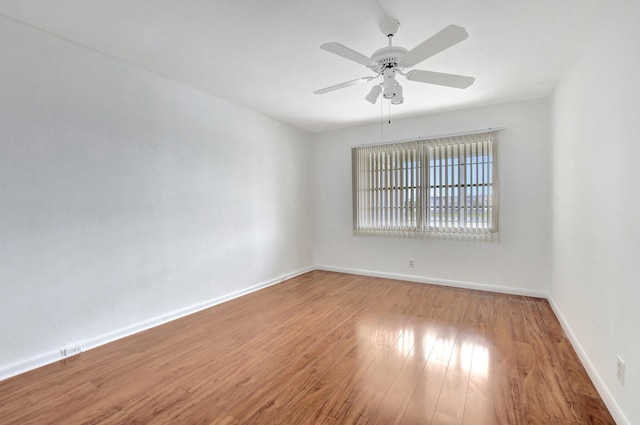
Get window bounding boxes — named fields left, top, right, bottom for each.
left=352, top=131, right=498, bottom=240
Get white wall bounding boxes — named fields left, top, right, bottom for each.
left=313, top=99, right=552, bottom=295
left=0, top=15, right=313, bottom=376
left=550, top=1, right=640, bottom=424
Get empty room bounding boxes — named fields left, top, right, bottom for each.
left=0, top=0, right=638, bottom=424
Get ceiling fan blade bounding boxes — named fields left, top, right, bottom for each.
left=406, top=70, right=475, bottom=89
left=401, top=25, right=469, bottom=68
left=321, top=42, right=378, bottom=67
left=314, top=77, right=375, bottom=94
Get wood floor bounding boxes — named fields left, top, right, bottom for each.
left=0, top=271, right=615, bottom=424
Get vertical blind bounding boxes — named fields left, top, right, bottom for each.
left=352, top=131, right=498, bottom=240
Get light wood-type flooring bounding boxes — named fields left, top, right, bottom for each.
left=0, top=271, right=615, bottom=424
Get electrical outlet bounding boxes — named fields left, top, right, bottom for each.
left=61, top=342, right=84, bottom=358
left=617, top=356, right=625, bottom=385
left=409, top=259, right=415, bottom=268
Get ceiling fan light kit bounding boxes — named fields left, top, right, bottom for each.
left=382, top=68, right=396, bottom=99
left=391, top=83, right=403, bottom=105
left=365, top=85, right=383, bottom=104
left=315, top=17, right=475, bottom=105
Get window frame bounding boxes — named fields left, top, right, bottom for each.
left=352, top=130, right=498, bottom=240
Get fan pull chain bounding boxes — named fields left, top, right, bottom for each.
left=380, top=92, right=384, bottom=142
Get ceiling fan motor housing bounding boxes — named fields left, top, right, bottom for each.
left=369, top=46, right=408, bottom=72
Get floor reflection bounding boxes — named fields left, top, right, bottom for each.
left=354, top=315, right=491, bottom=375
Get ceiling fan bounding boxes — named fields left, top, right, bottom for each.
left=314, top=18, right=475, bottom=105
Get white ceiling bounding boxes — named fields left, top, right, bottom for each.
left=0, top=0, right=600, bottom=133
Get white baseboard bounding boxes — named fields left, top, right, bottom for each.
left=317, top=265, right=548, bottom=298
left=548, top=297, right=629, bottom=425
left=0, top=266, right=315, bottom=382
